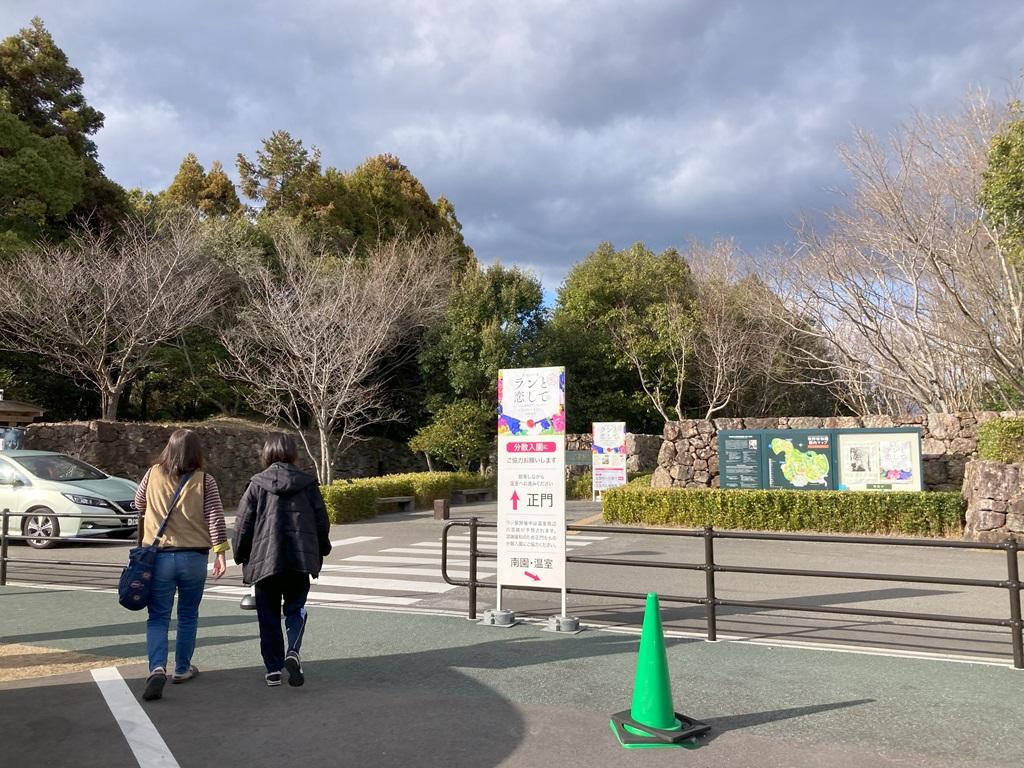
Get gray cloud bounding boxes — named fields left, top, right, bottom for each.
left=2, top=0, right=1022, bottom=296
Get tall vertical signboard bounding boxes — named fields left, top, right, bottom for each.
left=496, top=367, right=566, bottom=609
left=591, top=421, right=627, bottom=500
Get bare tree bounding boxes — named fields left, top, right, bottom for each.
left=771, top=92, right=1023, bottom=414
left=609, top=298, right=695, bottom=423
left=219, top=224, right=457, bottom=483
left=0, top=215, right=228, bottom=420
left=687, top=239, right=777, bottom=418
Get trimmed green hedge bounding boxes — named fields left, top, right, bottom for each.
left=320, top=471, right=495, bottom=524
left=978, top=417, right=1024, bottom=464
left=569, top=471, right=653, bottom=500
left=601, top=487, right=964, bottom=537
left=321, top=484, right=377, bottom=523
left=568, top=471, right=592, bottom=500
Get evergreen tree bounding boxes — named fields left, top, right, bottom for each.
left=0, top=17, right=127, bottom=231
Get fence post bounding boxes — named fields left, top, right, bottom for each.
left=1006, top=537, right=1022, bottom=670
left=468, top=516, right=478, bottom=621
left=703, top=526, right=717, bottom=642
left=1, top=509, right=9, bottom=587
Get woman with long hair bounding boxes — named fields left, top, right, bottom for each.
left=133, top=429, right=228, bottom=701
left=233, top=433, right=331, bottom=687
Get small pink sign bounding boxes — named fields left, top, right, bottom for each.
left=506, top=441, right=557, bottom=453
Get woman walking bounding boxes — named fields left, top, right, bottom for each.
left=134, top=429, right=228, bottom=701
left=233, top=433, right=332, bottom=687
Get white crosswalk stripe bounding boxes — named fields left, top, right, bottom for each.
left=330, top=535, right=382, bottom=547
left=341, top=554, right=497, bottom=568
left=206, top=584, right=421, bottom=606
left=215, top=532, right=608, bottom=608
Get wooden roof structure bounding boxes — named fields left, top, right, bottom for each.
left=0, top=399, right=44, bottom=427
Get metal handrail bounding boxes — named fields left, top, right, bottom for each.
left=0, top=508, right=138, bottom=585
left=441, top=517, right=1024, bottom=669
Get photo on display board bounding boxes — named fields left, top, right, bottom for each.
left=879, top=439, right=914, bottom=482
left=843, top=444, right=877, bottom=478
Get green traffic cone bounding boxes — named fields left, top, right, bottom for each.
left=609, top=592, right=710, bottom=749
left=628, top=592, right=680, bottom=732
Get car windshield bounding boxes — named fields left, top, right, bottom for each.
left=16, top=455, right=107, bottom=482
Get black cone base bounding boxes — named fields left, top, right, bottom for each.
left=609, top=709, right=710, bottom=748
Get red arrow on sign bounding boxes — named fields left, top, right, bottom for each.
left=510, top=490, right=520, bottom=510
left=524, top=571, right=540, bottom=582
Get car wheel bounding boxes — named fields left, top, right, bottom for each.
left=24, top=511, right=60, bottom=549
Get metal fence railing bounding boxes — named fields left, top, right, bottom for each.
left=4, top=507, right=1021, bottom=669
left=0, top=509, right=134, bottom=586
left=440, top=518, right=1024, bottom=669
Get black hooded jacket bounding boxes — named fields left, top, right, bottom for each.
left=233, top=463, right=332, bottom=584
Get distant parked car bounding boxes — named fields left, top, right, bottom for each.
left=0, top=450, right=139, bottom=549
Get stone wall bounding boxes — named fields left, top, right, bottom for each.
left=653, top=412, right=1024, bottom=492
left=962, top=460, right=1024, bottom=543
left=24, top=420, right=425, bottom=503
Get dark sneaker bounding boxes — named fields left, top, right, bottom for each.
left=172, top=665, right=199, bottom=684
left=143, top=668, right=167, bottom=701
left=265, top=671, right=282, bottom=687
left=284, top=652, right=304, bottom=687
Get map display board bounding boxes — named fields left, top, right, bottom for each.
left=764, top=430, right=834, bottom=490
left=496, top=367, right=566, bottom=590
left=718, top=428, right=922, bottom=492
left=836, top=429, right=923, bottom=492
left=591, top=421, right=627, bottom=500
left=718, top=431, right=764, bottom=489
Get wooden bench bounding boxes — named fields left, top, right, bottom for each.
left=451, top=488, right=493, bottom=504
left=376, top=495, right=416, bottom=513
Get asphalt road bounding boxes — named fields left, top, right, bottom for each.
left=3, top=500, right=1019, bottom=666
left=1, top=587, right=1022, bottom=768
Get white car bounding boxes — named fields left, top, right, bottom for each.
left=0, top=450, right=139, bottom=549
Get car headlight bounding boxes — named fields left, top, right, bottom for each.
left=62, top=493, right=114, bottom=508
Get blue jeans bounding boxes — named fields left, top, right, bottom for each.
left=254, top=572, right=310, bottom=673
left=146, top=551, right=208, bottom=675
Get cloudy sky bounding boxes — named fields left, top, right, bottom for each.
left=3, top=1, right=1023, bottom=295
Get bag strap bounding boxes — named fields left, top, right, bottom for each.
left=153, top=471, right=194, bottom=544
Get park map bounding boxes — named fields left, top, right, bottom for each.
left=769, top=437, right=830, bottom=487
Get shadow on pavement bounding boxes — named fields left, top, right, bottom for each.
left=0, top=631, right=646, bottom=768
left=1, top=614, right=253, bottom=645
left=702, top=698, right=874, bottom=743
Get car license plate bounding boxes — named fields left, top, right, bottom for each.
left=125, top=516, right=138, bottom=526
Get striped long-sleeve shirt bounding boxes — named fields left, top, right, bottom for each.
left=134, top=469, right=230, bottom=553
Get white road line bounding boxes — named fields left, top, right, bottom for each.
left=330, top=535, right=382, bottom=547
left=91, top=666, right=180, bottom=768
left=312, top=574, right=455, bottom=593
left=205, top=585, right=421, bottom=606
left=342, top=554, right=496, bottom=568
left=304, top=592, right=423, bottom=606
left=395, top=543, right=593, bottom=554
left=382, top=547, right=499, bottom=556
left=449, top=533, right=608, bottom=542
left=205, top=585, right=258, bottom=596
left=321, top=564, right=472, bottom=578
